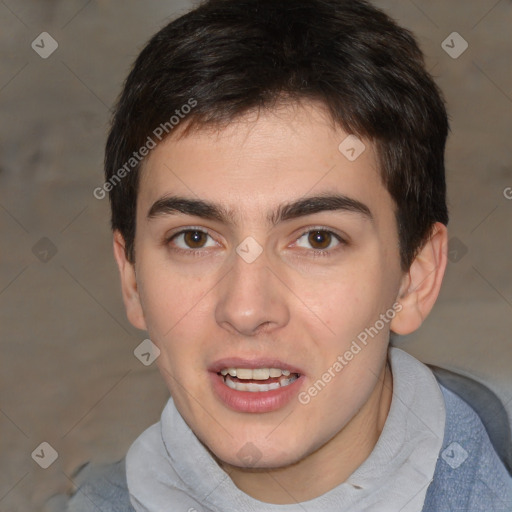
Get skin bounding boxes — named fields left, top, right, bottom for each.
left=114, top=100, right=448, bottom=504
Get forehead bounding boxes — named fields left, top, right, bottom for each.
left=138, top=102, right=394, bottom=226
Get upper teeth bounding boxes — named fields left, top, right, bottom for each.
left=220, top=368, right=291, bottom=379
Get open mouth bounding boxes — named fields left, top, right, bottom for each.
left=210, top=362, right=305, bottom=412
left=218, top=367, right=301, bottom=392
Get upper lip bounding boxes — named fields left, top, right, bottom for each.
left=209, top=357, right=304, bottom=375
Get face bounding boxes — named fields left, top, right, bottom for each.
left=120, top=102, right=407, bottom=470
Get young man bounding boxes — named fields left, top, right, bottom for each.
left=69, top=0, right=512, bottom=510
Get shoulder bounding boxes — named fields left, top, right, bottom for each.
left=422, top=384, right=512, bottom=512
left=65, top=423, right=168, bottom=511
left=66, top=458, right=134, bottom=512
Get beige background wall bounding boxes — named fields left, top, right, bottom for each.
left=0, top=1, right=511, bottom=510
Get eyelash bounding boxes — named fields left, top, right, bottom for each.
left=165, top=226, right=347, bottom=258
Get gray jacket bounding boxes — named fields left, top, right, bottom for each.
left=65, top=384, right=512, bottom=511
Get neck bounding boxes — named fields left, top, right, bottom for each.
left=220, top=359, right=393, bottom=504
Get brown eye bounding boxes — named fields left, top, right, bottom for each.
left=293, top=228, right=345, bottom=256
left=168, top=229, right=217, bottom=252
left=307, top=230, right=333, bottom=250
left=183, top=230, right=208, bottom=248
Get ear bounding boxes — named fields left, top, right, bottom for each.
left=390, top=222, right=448, bottom=335
left=112, top=230, right=147, bottom=331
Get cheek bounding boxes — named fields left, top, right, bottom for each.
left=301, top=263, right=391, bottom=338
left=138, top=270, right=208, bottom=390
left=138, top=260, right=207, bottom=335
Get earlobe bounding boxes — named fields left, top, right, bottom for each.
left=390, top=222, right=448, bottom=335
left=112, top=231, right=147, bottom=331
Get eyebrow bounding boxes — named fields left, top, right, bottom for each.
left=147, top=192, right=373, bottom=226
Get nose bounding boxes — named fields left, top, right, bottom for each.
left=215, top=246, right=290, bottom=337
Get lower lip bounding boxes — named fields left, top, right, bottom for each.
left=209, top=372, right=304, bottom=413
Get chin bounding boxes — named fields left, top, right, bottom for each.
left=203, top=431, right=313, bottom=471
